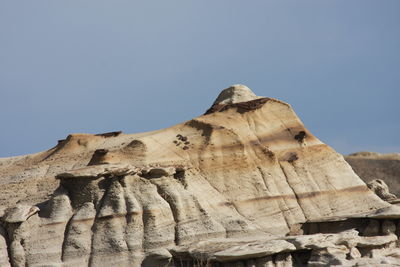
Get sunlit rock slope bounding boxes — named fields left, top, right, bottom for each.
left=1, top=85, right=400, bottom=267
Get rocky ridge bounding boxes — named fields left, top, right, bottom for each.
left=1, top=85, right=400, bottom=266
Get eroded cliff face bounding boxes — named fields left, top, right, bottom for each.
left=1, top=85, right=400, bottom=267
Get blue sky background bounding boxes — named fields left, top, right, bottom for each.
left=0, top=1, right=399, bottom=157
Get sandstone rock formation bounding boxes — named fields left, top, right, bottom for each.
left=1, top=85, right=400, bottom=266
left=367, top=179, right=398, bottom=203
left=346, top=152, right=400, bottom=197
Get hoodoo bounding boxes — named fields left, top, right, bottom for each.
left=1, top=85, right=400, bottom=266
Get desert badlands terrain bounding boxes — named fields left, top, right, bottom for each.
left=1, top=85, right=400, bottom=266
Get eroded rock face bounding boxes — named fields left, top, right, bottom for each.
left=2, top=205, right=39, bottom=223
left=0, top=85, right=400, bottom=266
left=172, top=229, right=400, bottom=266
left=212, top=84, right=261, bottom=105
left=346, top=152, right=400, bottom=197
left=367, top=179, right=398, bottom=202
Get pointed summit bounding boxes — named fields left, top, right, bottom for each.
left=212, top=84, right=261, bottom=105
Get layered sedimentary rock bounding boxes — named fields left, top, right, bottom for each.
left=367, top=179, right=398, bottom=203
left=346, top=152, right=400, bottom=197
left=1, top=85, right=400, bottom=266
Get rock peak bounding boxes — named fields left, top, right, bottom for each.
left=213, top=84, right=261, bottom=105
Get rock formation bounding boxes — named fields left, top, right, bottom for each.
left=1, top=85, right=400, bottom=266
left=346, top=152, right=400, bottom=197
left=367, top=179, right=398, bottom=203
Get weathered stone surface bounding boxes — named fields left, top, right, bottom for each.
left=2, top=205, right=39, bottom=223
left=346, top=152, right=400, bottom=197
left=171, top=229, right=400, bottom=266
left=213, top=239, right=296, bottom=261
left=213, top=84, right=261, bottom=105
left=56, top=164, right=140, bottom=179
left=367, top=179, right=398, bottom=202
left=0, top=85, right=399, bottom=266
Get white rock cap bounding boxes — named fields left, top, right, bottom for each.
left=213, top=84, right=261, bottom=105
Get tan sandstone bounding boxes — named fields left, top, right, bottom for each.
left=0, top=85, right=399, bottom=266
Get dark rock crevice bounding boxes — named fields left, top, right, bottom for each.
left=0, top=224, right=12, bottom=267
left=205, top=98, right=271, bottom=115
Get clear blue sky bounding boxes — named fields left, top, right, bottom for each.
left=1, top=1, right=399, bottom=157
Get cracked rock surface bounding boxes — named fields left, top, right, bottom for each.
left=1, top=84, right=400, bottom=266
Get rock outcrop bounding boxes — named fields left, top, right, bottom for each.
left=1, top=84, right=400, bottom=266
left=346, top=152, right=400, bottom=197
left=367, top=179, right=398, bottom=203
